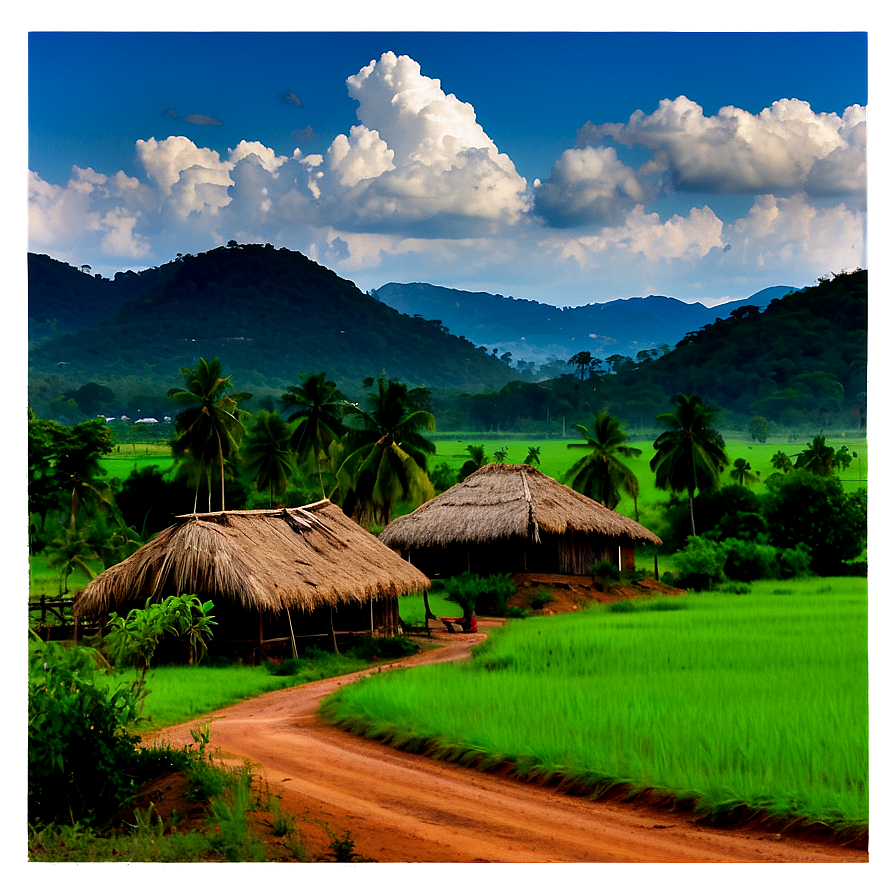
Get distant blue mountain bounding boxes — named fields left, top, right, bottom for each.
left=370, top=282, right=800, bottom=366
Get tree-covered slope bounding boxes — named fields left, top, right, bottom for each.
left=28, top=244, right=517, bottom=414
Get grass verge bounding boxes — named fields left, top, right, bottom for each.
left=322, top=578, right=868, bottom=840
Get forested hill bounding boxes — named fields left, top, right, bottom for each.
left=371, top=282, right=798, bottom=365
left=27, top=244, right=517, bottom=416
left=597, top=269, right=867, bottom=429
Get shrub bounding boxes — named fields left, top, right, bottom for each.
left=350, top=634, right=417, bottom=661
left=669, top=536, right=727, bottom=591
left=590, top=560, right=620, bottom=581
left=443, top=571, right=516, bottom=619
left=529, top=588, right=554, bottom=610
left=775, top=544, right=812, bottom=579
left=28, top=638, right=142, bottom=825
left=721, top=538, right=779, bottom=582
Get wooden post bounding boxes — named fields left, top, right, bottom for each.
left=654, top=554, right=659, bottom=581
left=370, top=597, right=374, bottom=634
left=330, top=607, right=339, bottom=654
left=286, top=609, right=298, bottom=658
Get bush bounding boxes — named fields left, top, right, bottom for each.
left=350, top=634, right=417, bottom=661
left=669, top=536, right=728, bottom=591
left=443, top=571, right=516, bottom=619
left=721, top=538, right=779, bottom=582
left=529, top=588, right=554, bottom=610
left=590, top=560, right=620, bottom=581
left=28, top=638, right=142, bottom=825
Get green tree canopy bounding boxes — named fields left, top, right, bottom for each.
left=651, top=393, right=729, bottom=535
left=281, top=371, right=347, bottom=498
left=242, top=410, right=296, bottom=507
left=168, top=357, right=251, bottom=512
left=338, top=375, right=436, bottom=526
left=564, top=410, right=642, bottom=514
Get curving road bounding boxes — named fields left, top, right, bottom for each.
left=148, top=628, right=867, bottom=863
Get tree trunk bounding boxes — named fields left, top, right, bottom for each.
left=688, top=488, right=696, bottom=536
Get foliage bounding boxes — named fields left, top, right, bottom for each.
left=443, top=571, right=517, bottom=622
left=241, top=410, right=296, bottom=506
left=590, top=559, right=621, bottom=581
left=103, top=594, right=216, bottom=678
left=28, top=638, right=142, bottom=825
left=168, top=357, right=252, bottom=512
left=762, top=470, right=866, bottom=575
left=565, top=410, right=642, bottom=513
left=458, top=443, right=490, bottom=480
left=729, top=457, right=760, bottom=487
left=651, top=393, right=729, bottom=535
left=794, top=434, right=837, bottom=476
left=338, top=374, right=436, bottom=525
left=281, top=371, right=347, bottom=498
left=529, top=588, right=554, bottom=610
left=748, top=416, right=771, bottom=442
left=668, top=536, right=728, bottom=590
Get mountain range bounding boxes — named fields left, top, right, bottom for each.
left=370, top=282, right=799, bottom=366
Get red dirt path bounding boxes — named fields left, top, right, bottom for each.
left=147, top=621, right=867, bottom=864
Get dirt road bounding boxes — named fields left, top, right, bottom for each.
left=149, top=628, right=867, bottom=863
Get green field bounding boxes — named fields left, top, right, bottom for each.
left=323, top=578, right=869, bottom=834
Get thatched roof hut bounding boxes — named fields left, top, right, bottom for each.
left=379, top=463, right=661, bottom=577
left=74, top=501, right=430, bottom=651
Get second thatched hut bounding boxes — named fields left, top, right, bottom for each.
left=379, top=463, right=661, bottom=577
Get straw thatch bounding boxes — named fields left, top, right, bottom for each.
left=381, top=464, right=661, bottom=548
left=74, top=500, right=430, bottom=620
left=379, top=464, right=660, bottom=576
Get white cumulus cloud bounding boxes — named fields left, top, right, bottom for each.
left=533, top=145, right=648, bottom=227
left=582, top=96, right=866, bottom=197
left=317, top=52, right=530, bottom=235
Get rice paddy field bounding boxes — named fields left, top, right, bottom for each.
left=322, top=577, right=869, bottom=835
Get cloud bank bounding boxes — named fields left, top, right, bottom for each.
left=28, top=53, right=866, bottom=304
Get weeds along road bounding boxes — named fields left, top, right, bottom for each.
left=148, top=623, right=867, bottom=864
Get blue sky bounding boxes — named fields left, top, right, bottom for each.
left=27, top=25, right=868, bottom=307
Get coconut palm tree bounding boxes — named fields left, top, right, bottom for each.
left=242, top=410, right=296, bottom=507
left=337, top=375, right=436, bottom=526
left=168, top=357, right=252, bottom=513
left=651, top=393, right=728, bottom=536
left=524, top=446, right=542, bottom=466
left=730, top=457, right=760, bottom=487
left=770, top=450, right=793, bottom=474
left=459, top=444, right=491, bottom=480
left=794, top=434, right=837, bottom=476
left=281, top=371, right=347, bottom=498
left=564, top=410, right=642, bottom=514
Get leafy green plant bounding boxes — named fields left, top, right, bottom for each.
left=443, top=571, right=516, bottom=620
left=590, top=560, right=620, bottom=581
left=326, top=828, right=363, bottom=862
left=529, top=588, right=554, bottom=611
left=670, top=536, right=727, bottom=591
left=28, top=637, right=142, bottom=825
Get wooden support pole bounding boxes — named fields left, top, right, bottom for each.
left=330, top=607, right=339, bottom=654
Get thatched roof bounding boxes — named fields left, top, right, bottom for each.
left=74, top=500, right=430, bottom=618
left=379, top=463, right=661, bottom=549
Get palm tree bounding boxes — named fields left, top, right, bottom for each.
left=650, top=393, right=729, bottom=536
left=730, top=457, right=760, bottom=487
left=567, top=351, right=597, bottom=380
left=281, top=372, right=347, bottom=498
left=168, top=358, right=252, bottom=512
left=338, top=375, right=436, bottom=526
left=770, top=450, right=793, bottom=474
left=524, top=446, right=542, bottom=466
left=794, top=434, right=836, bottom=476
left=564, top=410, right=642, bottom=514
left=459, top=444, right=490, bottom=480
left=242, top=411, right=296, bottom=507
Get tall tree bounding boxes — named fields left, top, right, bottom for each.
left=459, top=444, right=490, bottom=480
left=167, top=357, right=251, bottom=513
left=793, top=434, right=837, bottom=476
left=564, top=410, right=642, bottom=514
left=280, top=371, right=347, bottom=498
left=567, top=351, right=597, bottom=381
left=651, top=393, right=729, bottom=535
left=242, top=410, right=296, bottom=507
left=338, top=375, right=436, bottom=526
left=729, top=457, right=760, bottom=488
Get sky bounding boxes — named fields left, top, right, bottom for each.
left=26, top=25, right=869, bottom=307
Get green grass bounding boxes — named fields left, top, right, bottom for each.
left=113, top=656, right=371, bottom=732
left=398, top=590, right=466, bottom=625
left=322, top=577, right=868, bottom=834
